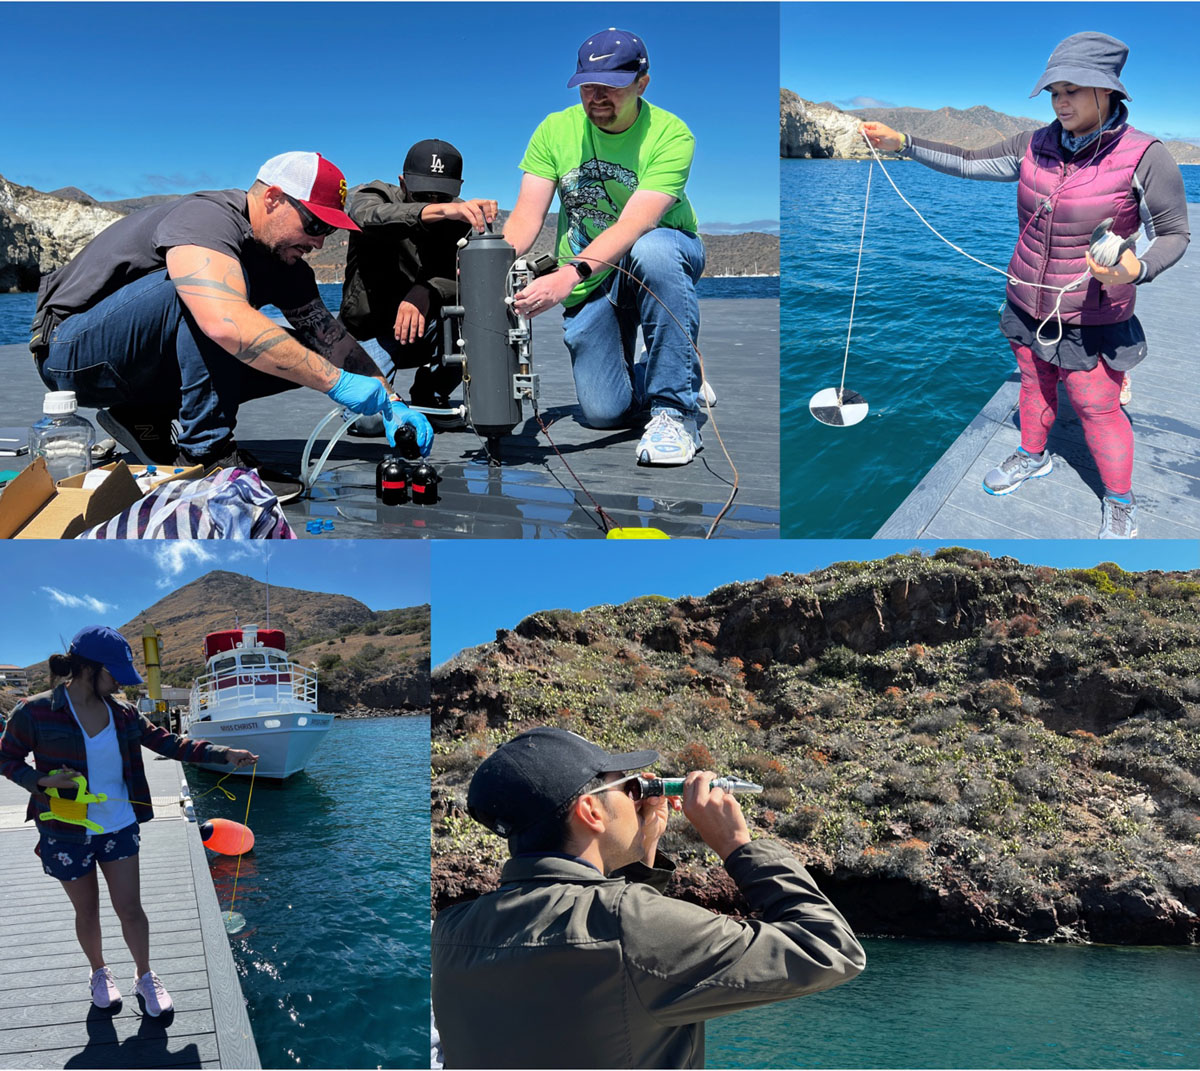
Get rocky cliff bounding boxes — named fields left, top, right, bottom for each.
left=780, top=90, right=874, bottom=159
left=432, top=550, right=1200, bottom=945
left=783, top=91, right=1200, bottom=164
left=0, top=175, right=122, bottom=291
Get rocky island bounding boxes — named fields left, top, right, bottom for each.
left=433, top=549, right=1200, bottom=946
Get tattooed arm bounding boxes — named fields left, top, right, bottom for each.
left=164, top=245, right=340, bottom=391
left=280, top=299, right=389, bottom=386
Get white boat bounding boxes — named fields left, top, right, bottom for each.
left=185, top=624, right=333, bottom=779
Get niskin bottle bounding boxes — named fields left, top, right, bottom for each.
left=29, top=391, right=95, bottom=481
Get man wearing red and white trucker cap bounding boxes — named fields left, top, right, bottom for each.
left=31, top=150, right=433, bottom=492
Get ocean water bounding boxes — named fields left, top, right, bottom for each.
left=781, top=159, right=1200, bottom=538
left=707, top=936, right=1200, bottom=1069
left=0, top=270, right=775, bottom=347
left=186, top=715, right=430, bottom=1070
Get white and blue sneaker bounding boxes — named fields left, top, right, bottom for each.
left=1099, top=494, right=1137, bottom=539
left=636, top=410, right=701, bottom=466
left=982, top=448, right=1052, bottom=495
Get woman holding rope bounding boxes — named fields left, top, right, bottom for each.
left=0, top=626, right=256, bottom=1015
left=862, top=32, right=1189, bottom=538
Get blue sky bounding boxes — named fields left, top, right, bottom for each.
left=782, top=3, right=1200, bottom=142
left=2, top=2, right=779, bottom=229
left=432, top=540, right=1199, bottom=664
left=0, top=542, right=428, bottom=668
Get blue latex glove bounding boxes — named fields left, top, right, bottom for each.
left=384, top=399, right=434, bottom=457
left=326, top=369, right=390, bottom=415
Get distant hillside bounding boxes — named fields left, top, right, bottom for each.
left=2, top=179, right=777, bottom=292
left=20, top=570, right=429, bottom=712
left=433, top=551, right=1200, bottom=945
left=782, top=89, right=1200, bottom=164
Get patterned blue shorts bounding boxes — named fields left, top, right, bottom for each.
left=37, top=823, right=141, bottom=882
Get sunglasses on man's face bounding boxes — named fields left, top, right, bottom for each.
left=592, top=773, right=645, bottom=801
left=284, top=194, right=337, bottom=237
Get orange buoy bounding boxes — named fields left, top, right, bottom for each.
left=200, top=817, right=255, bottom=855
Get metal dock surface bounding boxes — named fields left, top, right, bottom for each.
left=0, top=751, right=259, bottom=1069
left=2, top=296, right=779, bottom=539
left=877, top=204, right=1200, bottom=539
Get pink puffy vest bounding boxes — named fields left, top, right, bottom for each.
left=1007, top=121, right=1157, bottom=324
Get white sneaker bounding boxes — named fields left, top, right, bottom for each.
left=90, top=966, right=121, bottom=1008
left=133, top=970, right=173, bottom=1016
left=636, top=411, right=700, bottom=466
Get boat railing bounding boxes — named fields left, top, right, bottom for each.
left=190, top=661, right=318, bottom=713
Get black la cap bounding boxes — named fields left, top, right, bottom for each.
left=467, top=727, right=659, bottom=837
left=402, top=138, right=464, bottom=197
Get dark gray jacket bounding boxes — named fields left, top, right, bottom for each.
left=431, top=839, right=865, bottom=1069
left=339, top=180, right=468, bottom=344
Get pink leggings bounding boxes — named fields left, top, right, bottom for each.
left=1012, top=343, right=1133, bottom=497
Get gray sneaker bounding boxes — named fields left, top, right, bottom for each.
left=1099, top=495, right=1138, bottom=539
left=982, top=448, right=1052, bottom=496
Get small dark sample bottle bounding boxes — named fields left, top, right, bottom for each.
left=379, top=457, right=410, bottom=505
left=375, top=455, right=396, bottom=499
left=411, top=461, right=440, bottom=505
left=392, top=423, right=420, bottom=460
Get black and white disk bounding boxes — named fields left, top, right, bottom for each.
left=809, top=387, right=869, bottom=427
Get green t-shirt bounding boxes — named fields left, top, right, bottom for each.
left=518, top=100, right=699, bottom=305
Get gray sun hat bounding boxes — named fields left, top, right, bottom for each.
left=1030, top=32, right=1132, bottom=101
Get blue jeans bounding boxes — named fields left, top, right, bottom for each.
left=39, top=270, right=298, bottom=457
left=359, top=319, right=461, bottom=400
left=562, top=228, right=704, bottom=428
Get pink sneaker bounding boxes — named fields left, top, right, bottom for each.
left=133, top=970, right=173, bottom=1016
left=89, top=966, right=121, bottom=1008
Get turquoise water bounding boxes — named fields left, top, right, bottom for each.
left=707, top=937, right=1200, bottom=1068
left=0, top=273, right=775, bottom=347
left=781, top=159, right=1200, bottom=538
left=186, top=716, right=430, bottom=1070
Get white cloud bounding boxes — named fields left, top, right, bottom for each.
left=151, top=542, right=256, bottom=588
left=40, top=587, right=117, bottom=614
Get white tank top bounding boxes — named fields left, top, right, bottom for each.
left=64, top=693, right=138, bottom=834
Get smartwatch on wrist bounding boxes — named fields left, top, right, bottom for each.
left=568, top=260, right=593, bottom=282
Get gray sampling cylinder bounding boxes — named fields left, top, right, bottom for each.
left=453, top=231, right=522, bottom=444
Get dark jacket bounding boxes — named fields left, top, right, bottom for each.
left=0, top=685, right=230, bottom=843
left=340, top=180, right=469, bottom=344
left=431, top=839, right=866, bottom=1069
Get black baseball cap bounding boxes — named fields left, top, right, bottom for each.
left=467, top=727, right=659, bottom=837
left=402, top=138, right=463, bottom=197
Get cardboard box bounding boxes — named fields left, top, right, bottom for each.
left=0, top=459, right=203, bottom=539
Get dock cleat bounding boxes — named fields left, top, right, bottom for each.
left=133, top=970, right=173, bottom=1017
left=1099, top=494, right=1138, bottom=539
left=982, top=448, right=1052, bottom=496
left=636, top=410, right=701, bottom=467
left=90, top=966, right=121, bottom=1009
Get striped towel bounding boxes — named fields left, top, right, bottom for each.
left=77, top=468, right=296, bottom=539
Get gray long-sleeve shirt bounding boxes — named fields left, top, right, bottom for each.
left=901, top=128, right=1190, bottom=284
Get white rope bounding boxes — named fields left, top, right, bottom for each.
left=840, top=162, right=872, bottom=403
left=858, top=131, right=1090, bottom=346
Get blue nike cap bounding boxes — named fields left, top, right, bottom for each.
left=567, top=28, right=649, bottom=89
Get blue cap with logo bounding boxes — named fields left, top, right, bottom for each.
left=567, top=28, right=649, bottom=89
left=70, top=625, right=143, bottom=685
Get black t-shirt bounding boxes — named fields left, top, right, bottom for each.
left=37, top=189, right=319, bottom=319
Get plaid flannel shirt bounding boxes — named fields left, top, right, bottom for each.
left=0, top=684, right=229, bottom=843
